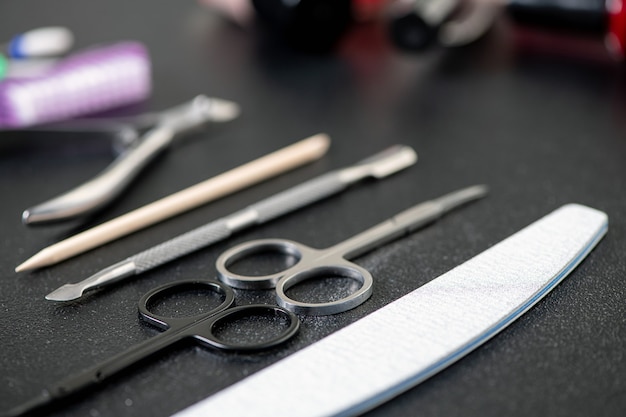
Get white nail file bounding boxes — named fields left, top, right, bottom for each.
left=175, top=203, right=608, bottom=417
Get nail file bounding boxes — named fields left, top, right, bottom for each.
left=174, top=203, right=608, bottom=417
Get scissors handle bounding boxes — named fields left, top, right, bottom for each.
left=195, top=304, right=300, bottom=351
left=30, top=280, right=298, bottom=413
left=138, top=279, right=235, bottom=330
left=275, top=261, right=374, bottom=315
left=216, top=239, right=316, bottom=289
left=216, top=238, right=374, bottom=315
left=140, top=280, right=299, bottom=350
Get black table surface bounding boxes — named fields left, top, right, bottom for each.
left=1, top=1, right=624, bottom=416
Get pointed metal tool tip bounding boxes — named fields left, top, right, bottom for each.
left=45, top=284, right=83, bottom=302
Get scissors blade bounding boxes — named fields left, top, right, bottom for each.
left=386, top=185, right=489, bottom=238
left=431, top=184, right=489, bottom=214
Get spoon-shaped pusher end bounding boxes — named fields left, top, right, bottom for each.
left=44, top=260, right=137, bottom=301
left=44, top=283, right=85, bottom=302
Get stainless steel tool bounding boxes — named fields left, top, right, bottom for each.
left=22, top=95, right=240, bottom=225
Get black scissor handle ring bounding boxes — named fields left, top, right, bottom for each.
left=201, top=304, right=300, bottom=351
left=138, top=280, right=236, bottom=330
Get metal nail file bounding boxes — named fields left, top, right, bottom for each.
left=174, top=203, right=608, bottom=417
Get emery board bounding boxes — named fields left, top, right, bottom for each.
left=175, top=203, right=608, bottom=417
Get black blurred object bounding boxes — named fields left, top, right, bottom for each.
left=252, top=0, right=353, bottom=52
left=507, top=0, right=607, bottom=35
left=389, top=0, right=461, bottom=50
left=506, top=0, right=626, bottom=60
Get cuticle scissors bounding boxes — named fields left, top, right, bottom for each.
left=6, top=279, right=298, bottom=417
left=216, top=185, right=489, bottom=316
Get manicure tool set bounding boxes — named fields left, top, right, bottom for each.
left=7, top=100, right=608, bottom=416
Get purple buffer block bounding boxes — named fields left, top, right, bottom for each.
left=0, top=41, right=151, bottom=128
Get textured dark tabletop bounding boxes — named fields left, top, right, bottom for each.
left=1, top=1, right=624, bottom=416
